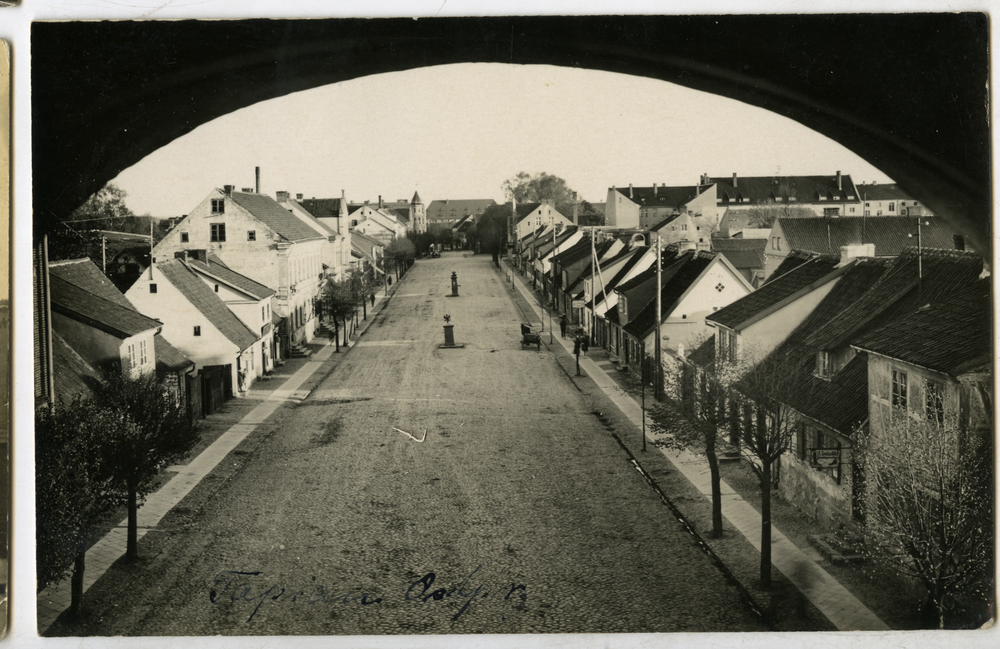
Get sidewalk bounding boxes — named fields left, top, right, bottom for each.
left=37, top=280, right=402, bottom=633
left=500, top=260, right=890, bottom=632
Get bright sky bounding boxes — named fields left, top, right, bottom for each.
left=113, top=62, right=896, bottom=217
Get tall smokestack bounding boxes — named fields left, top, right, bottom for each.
left=572, top=192, right=579, bottom=225
left=255, top=167, right=260, bottom=193
left=732, top=173, right=737, bottom=188
left=629, top=183, right=633, bottom=198
left=836, top=170, right=842, bottom=191
left=653, top=183, right=658, bottom=197
left=378, top=195, right=383, bottom=208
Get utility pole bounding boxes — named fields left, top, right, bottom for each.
left=655, top=231, right=662, bottom=399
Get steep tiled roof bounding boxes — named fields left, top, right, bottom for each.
left=852, top=275, right=990, bottom=375
left=186, top=258, right=275, bottom=300
left=52, top=331, right=100, bottom=401
left=766, top=249, right=827, bottom=283
left=427, top=199, right=497, bottom=222
left=50, top=275, right=162, bottom=338
left=387, top=208, right=411, bottom=224
left=624, top=252, right=716, bottom=338
left=756, top=259, right=893, bottom=435
left=806, top=248, right=984, bottom=350
left=287, top=200, right=336, bottom=236
left=158, top=260, right=258, bottom=351
left=611, top=185, right=703, bottom=208
left=299, top=198, right=344, bottom=219
left=708, top=254, right=841, bottom=330
left=687, top=336, right=715, bottom=368
left=49, top=258, right=134, bottom=308
left=588, top=248, right=662, bottom=309
left=779, top=216, right=954, bottom=256
left=565, top=241, right=618, bottom=293
left=154, top=333, right=194, bottom=373
left=711, top=238, right=767, bottom=269
left=230, top=191, right=324, bottom=243
left=706, top=174, right=861, bottom=204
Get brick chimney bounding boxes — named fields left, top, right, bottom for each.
left=838, top=243, right=875, bottom=267
left=276, top=190, right=289, bottom=202
left=255, top=166, right=261, bottom=193
left=653, top=183, right=658, bottom=197
left=223, top=185, right=234, bottom=197
left=296, top=193, right=303, bottom=200
left=242, top=187, right=253, bottom=193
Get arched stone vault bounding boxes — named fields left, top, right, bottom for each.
left=31, top=15, right=990, bottom=252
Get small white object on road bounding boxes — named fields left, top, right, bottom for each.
left=392, top=426, right=427, bottom=443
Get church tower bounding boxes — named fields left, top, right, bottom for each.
left=411, top=190, right=426, bottom=234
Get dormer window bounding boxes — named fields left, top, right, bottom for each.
left=816, top=351, right=831, bottom=379
left=818, top=195, right=828, bottom=201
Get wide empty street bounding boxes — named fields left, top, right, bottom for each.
left=74, top=253, right=765, bottom=636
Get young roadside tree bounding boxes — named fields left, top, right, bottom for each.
left=36, top=397, right=117, bottom=616
left=856, top=409, right=993, bottom=628
left=322, top=278, right=357, bottom=350
left=384, top=237, right=415, bottom=281
left=90, top=371, right=200, bottom=560
left=477, top=204, right=507, bottom=265
left=652, top=340, right=747, bottom=540
left=734, top=354, right=798, bottom=588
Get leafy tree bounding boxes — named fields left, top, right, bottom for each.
left=36, top=397, right=117, bottom=616
left=856, top=409, right=993, bottom=628
left=384, top=236, right=416, bottom=281
left=322, top=278, right=357, bottom=350
left=90, top=370, right=200, bottom=560
left=476, top=204, right=508, bottom=264
left=577, top=200, right=606, bottom=227
left=503, top=171, right=576, bottom=205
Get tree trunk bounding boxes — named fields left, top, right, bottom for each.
left=705, top=426, right=723, bottom=538
left=362, top=299, right=367, bottom=321
left=333, top=318, right=340, bottom=352
left=126, top=481, right=139, bottom=560
left=69, top=548, right=85, bottom=617
left=342, top=316, right=349, bottom=347
left=760, top=460, right=772, bottom=588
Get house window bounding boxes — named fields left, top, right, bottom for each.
left=211, top=198, right=225, bottom=214
left=849, top=207, right=855, bottom=214
left=925, top=379, right=944, bottom=425
left=891, top=369, right=908, bottom=410
left=824, top=207, right=840, bottom=217
left=816, top=351, right=830, bottom=379
left=214, top=284, right=219, bottom=293
left=194, top=326, right=202, bottom=336
left=139, top=339, right=148, bottom=365
left=888, top=202, right=895, bottom=212
left=772, top=237, right=782, bottom=251
left=864, top=210, right=870, bottom=216
left=149, top=283, right=157, bottom=293
left=210, top=223, right=226, bottom=242
left=248, top=230, right=256, bottom=241
left=127, top=343, right=136, bottom=367
left=180, top=232, right=189, bottom=243
left=715, top=283, right=725, bottom=292
left=681, top=224, right=688, bottom=231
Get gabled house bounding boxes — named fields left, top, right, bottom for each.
left=126, top=258, right=264, bottom=416
left=605, top=183, right=719, bottom=232
left=711, top=237, right=768, bottom=287
left=153, top=186, right=326, bottom=346
left=514, top=201, right=573, bottom=240
left=610, top=250, right=753, bottom=370
left=855, top=182, right=934, bottom=218
left=350, top=230, right=387, bottom=281
left=551, top=238, right=621, bottom=319
left=764, top=215, right=955, bottom=280
left=278, top=192, right=352, bottom=283
left=350, top=199, right=409, bottom=243
left=49, top=258, right=162, bottom=379
left=426, top=199, right=497, bottom=233
left=706, top=251, right=847, bottom=367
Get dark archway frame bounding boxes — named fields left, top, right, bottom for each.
left=31, top=15, right=990, bottom=252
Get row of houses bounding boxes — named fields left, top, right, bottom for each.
left=511, top=187, right=985, bottom=529
left=34, top=182, right=405, bottom=420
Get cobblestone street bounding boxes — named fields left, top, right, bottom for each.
left=51, top=253, right=767, bottom=636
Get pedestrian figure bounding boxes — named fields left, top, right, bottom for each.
left=370, top=293, right=375, bottom=307
left=559, top=314, right=567, bottom=338
left=581, top=334, right=589, bottom=356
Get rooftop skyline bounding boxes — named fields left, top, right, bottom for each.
left=113, top=63, right=896, bottom=218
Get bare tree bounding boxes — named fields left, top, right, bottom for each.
left=744, top=184, right=815, bottom=229
left=733, top=355, right=798, bottom=588
left=856, top=409, right=993, bottom=628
